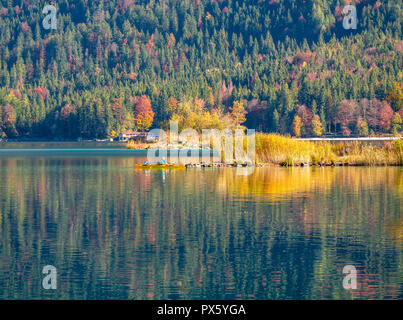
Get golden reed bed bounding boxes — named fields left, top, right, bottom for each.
left=255, top=134, right=403, bottom=166
left=127, top=134, right=403, bottom=166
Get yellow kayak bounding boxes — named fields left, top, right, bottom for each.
left=135, top=164, right=185, bottom=170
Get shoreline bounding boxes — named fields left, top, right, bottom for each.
left=1, top=136, right=402, bottom=167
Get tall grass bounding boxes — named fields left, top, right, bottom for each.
left=255, top=134, right=336, bottom=166
left=255, top=134, right=403, bottom=166
left=126, top=140, right=151, bottom=150
left=126, top=132, right=403, bottom=166
left=392, top=139, right=403, bottom=165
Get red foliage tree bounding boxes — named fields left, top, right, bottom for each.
left=336, top=100, right=359, bottom=136
left=2, top=104, right=16, bottom=126
left=373, top=1, right=382, bottom=10
left=10, top=89, right=22, bottom=99
left=0, top=8, right=8, bottom=17
left=33, top=86, right=49, bottom=101
left=378, top=101, right=394, bottom=131
left=296, top=104, right=313, bottom=133
left=294, top=52, right=313, bottom=66
left=21, top=22, right=30, bottom=33
left=334, top=6, right=344, bottom=22
left=60, top=104, right=74, bottom=120
left=362, top=99, right=394, bottom=132
left=168, top=97, right=178, bottom=110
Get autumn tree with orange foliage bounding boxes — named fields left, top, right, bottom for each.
left=167, top=97, right=178, bottom=112
left=132, top=95, right=154, bottom=132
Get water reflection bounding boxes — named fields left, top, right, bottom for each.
left=0, top=155, right=402, bottom=299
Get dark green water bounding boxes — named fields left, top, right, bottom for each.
left=0, top=147, right=402, bottom=299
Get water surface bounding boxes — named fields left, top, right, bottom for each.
left=0, top=146, right=402, bottom=299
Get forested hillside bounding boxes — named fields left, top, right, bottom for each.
left=0, top=0, right=401, bottom=138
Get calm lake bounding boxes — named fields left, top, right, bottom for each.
left=0, top=145, right=402, bottom=299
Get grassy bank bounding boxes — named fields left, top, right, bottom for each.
left=126, top=140, right=153, bottom=150
left=127, top=133, right=403, bottom=166
left=256, top=134, right=403, bottom=166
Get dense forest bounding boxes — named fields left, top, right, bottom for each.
left=0, top=0, right=401, bottom=139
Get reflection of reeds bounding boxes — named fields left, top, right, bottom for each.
left=256, top=134, right=403, bottom=166
left=215, top=167, right=332, bottom=199
left=214, top=166, right=403, bottom=199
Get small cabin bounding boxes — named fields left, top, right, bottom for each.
left=119, top=131, right=146, bottom=141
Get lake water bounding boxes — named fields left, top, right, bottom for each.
left=0, top=146, right=402, bottom=299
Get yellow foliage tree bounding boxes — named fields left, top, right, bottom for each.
left=230, top=100, right=247, bottom=129
left=110, top=130, right=118, bottom=138
left=208, top=91, right=215, bottom=107
left=356, top=117, right=369, bottom=136
left=169, top=97, right=238, bottom=132
left=311, top=114, right=323, bottom=137
left=292, top=115, right=302, bottom=137
left=391, top=112, right=402, bottom=134
left=387, top=82, right=403, bottom=111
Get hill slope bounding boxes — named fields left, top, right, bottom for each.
left=0, top=0, right=402, bottom=138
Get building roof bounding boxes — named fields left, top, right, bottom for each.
left=120, top=131, right=145, bottom=136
